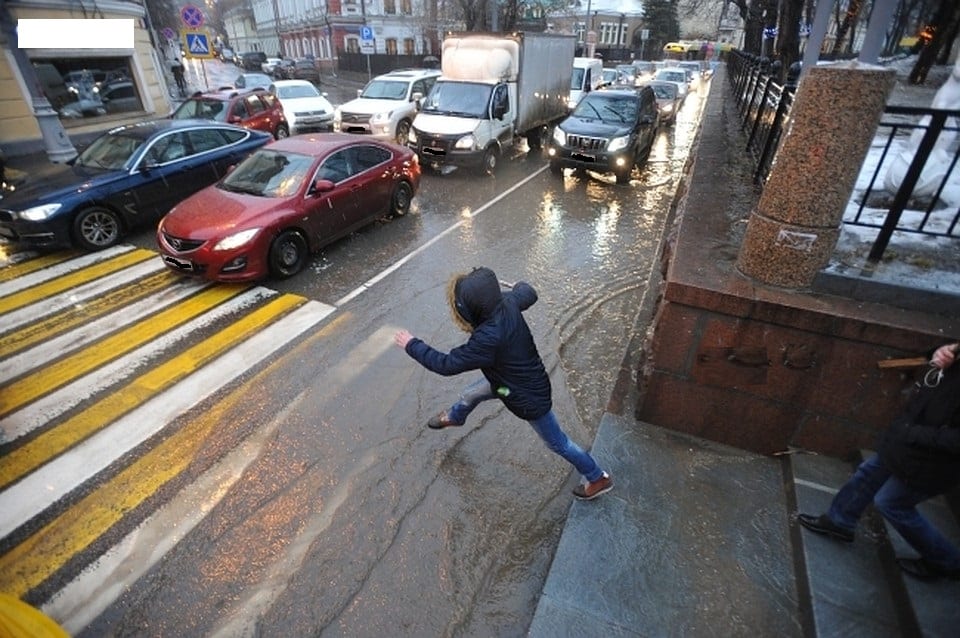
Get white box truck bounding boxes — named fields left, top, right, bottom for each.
left=408, top=32, right=575, bottom=174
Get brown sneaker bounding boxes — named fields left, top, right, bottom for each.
left=427, top=412, right=462, bottom=429
left=572, top=472, right=613, bottom=500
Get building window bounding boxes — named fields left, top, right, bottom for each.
left=386, top=38, right=397, bottom=55
left=384, top=0, right=396, bottom=14
left=345, top=37, right=359, bottom=54
left=32, top=56, right=143, bottom=123
left=400, top=0, right=412, bottom=14
left=403, top=38, right=415, bottom=55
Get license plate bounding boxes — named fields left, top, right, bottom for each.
left=163, top=255, right=194, bottom=271
left=572, top=152, right=595, bottom=162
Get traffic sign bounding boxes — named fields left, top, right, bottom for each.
left=180, top=4, right=204, bottom=29
left=359, top=25, right=374, bottom=54
left=360, top=25, right=374, bottom=41
left=183, top=31, right=214, bottom=59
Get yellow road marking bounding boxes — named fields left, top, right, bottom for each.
left=0, top=249, right=155, bottom=315
left=0, top=284, right=247, bottom=417
left=0, top=296, right=327, bottom=598
left=0, top=270, right=181, bottom=358
left=0, top=294, right=304, bottom=491
left=0, top=252, right=80, bottom=283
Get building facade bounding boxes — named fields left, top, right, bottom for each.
left=1, top=0, right=175, bottom=156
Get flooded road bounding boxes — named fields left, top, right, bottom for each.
left=16, top=69, right=709, bottom=637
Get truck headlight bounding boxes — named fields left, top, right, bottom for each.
left=408, top=129, right=418, bottom=144
left=552, top=127, right=567, bottom=145
left=19, top=203, right=62, bottom=221
left=454, top=134, right=475, bottom=150
left=608, top=135, right=630, bottom=152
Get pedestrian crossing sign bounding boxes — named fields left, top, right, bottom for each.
left=183, top=31, right=214, bottom=59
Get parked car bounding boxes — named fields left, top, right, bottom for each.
left=99, top=80, right=141, bottom=114
left=601, top=68, right=621, bottom=87
left=334, top=68, right=440, bottom=144
left=273, top=58, right=296, bottom=79
left=0, top=121, right=271, bottom=250
left=261, top=57, right=282, bottom=74
left=547, top=85, right=659, bottom=184
left=653, top=67, right=690, bottom=101
left=171, top=88, right=289, bottom=139
left=290, top=59, right=321, bottom=84
left=234, top=72, right=273, bottom=89
left=632, top=60, right=657, bottom=82
left=645, top=80, right=681, bottom=125
left=218, top=46, right=235, bottom=63
left=157, top=134, right=421, bottom=282
left=269, top=80, right=334, bottom=134
left=240, top=51, right=268, bottom=71
left=616, top=64, right=640, bottom=86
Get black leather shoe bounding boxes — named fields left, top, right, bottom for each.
left=897, top=557, right=960, bottom=581
left=797, top=513, right=855, bottom=542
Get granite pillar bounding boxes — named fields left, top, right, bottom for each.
left=737, top=62, right=896, bottom=288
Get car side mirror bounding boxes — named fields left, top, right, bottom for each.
left=356, top=89, right=363, bottom=98
left=312, top=178, right=335, bottom=193
left=411, top=91, right=423, bottom=104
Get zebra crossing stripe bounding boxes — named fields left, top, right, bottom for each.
left=0, top=248, right=155, bottom=315
left=0, top=245, right=133, bottom=298
left=0, top=284, right=246, bottom=418
left=0, top=251, right=79, bottom=282
left=0, top=299, right=334, bottom=596
left=0, top=268, right=182, bottom=359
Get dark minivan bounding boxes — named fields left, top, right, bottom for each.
left=547, top=85, right=659, bottom=184
left=241, top=51, right=268, bottom=71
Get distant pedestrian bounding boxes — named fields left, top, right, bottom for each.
left=171, top=57, right=186, bottom=95
left=798, top=342, right=960, bottom=581
left=393, top=267, right=613, bottom=500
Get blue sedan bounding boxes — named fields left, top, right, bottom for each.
left=0, top=120, right=272, bottom=250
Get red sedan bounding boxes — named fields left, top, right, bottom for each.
left=157, top=134, right=420, bottom=282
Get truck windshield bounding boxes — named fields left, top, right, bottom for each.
left=422, top=82, right=491, bottom=118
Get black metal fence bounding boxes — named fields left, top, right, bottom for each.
left=727, top=50, right=960, bottom=263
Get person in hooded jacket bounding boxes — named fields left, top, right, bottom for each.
left=798, top=342, right=960, bottom=581
left=393, top=267, right=613, bottom=500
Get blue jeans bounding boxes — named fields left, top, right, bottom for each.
left=446, top=377, right=604, bottom=482
left=828, top=454, right=960, bottom=570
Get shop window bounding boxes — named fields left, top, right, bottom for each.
left=32, top=56, right=142, bottom=122
left=404, top=38, right=415, bottom=55
left=384, top=0, right=396, bottom=14
left=386, top=39, right=398, bottom=55
left=345, top=38, right=359, bottom=54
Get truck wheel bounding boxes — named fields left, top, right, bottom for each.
left=481, top=146, right=499, bottom=175
left=395, top=120, right=412, bottom=146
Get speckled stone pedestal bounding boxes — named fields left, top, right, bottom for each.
left=738, top=63, right=896, bottom=288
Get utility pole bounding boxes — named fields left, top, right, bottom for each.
left=0, top=2, right=76, bottom=162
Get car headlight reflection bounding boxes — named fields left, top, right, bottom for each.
left=19, top=203, right=62, bottom=221
left=552, top=127, right=567, bottom=145
left=608, top=135, right=630, bottom=153
left=454, top=134, right=475, bottom=150
left=214, top=227, right=260, bottom=251
left=371, top=111, right=393, bottom=124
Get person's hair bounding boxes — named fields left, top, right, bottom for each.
left=447, top=272, right=472, bottom=333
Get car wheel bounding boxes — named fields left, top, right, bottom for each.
left=268, top=230, right=307, bottom=279
left=395, top=119, right=412, bottom=146
left=391, top=181, right=413, bottom=216
left=275, top=124, right=289, bottom=140
left=74, top=206, right=122, bottom=250
left=481, top=146, right=499, bottom=176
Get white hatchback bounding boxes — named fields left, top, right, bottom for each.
left=653, top=67, right=690, bottom=102
left=269, top=80, right=335, bottom=135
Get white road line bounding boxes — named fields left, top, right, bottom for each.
left=0, top=258, right=170, bottom=332
left=0, top=245, right=134, bottom=298
left=335, top=166, right=547, bottom=306
left=793, top=478, right=840, bottom=495
left=0, top=276, right=210, bottom=383
left=0, top=300, right=335, bottom=540
left=0, top=287, right=277, bottom=445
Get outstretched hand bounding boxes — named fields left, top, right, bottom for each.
left=931, top=343, right=959, bottom=369
left=394, top=329, right=414, bottom=349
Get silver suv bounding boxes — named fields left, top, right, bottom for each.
left=333, top=68, right=440, bottom=144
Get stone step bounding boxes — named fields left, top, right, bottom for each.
left=789, top=450, right=960, bottom=637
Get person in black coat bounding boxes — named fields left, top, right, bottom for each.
left=798, top=342, right=960, bottom=581
left=393, top=267, right=613, bottom=500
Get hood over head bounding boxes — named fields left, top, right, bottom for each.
left=447, top=267, right=502, bottom=331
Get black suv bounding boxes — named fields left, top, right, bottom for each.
left=241, top=51, right=267, bottom=71
left=547, top=86, right=659, bottom=184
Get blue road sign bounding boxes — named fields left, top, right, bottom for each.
left=184, top=31, right=214, bottom=58
left=360, top=25, right=374, bottom=42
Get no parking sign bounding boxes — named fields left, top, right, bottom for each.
left=180, top=4, right=204, bottom=29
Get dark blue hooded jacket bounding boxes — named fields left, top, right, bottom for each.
left=404, top=267, right=553, bottom=420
